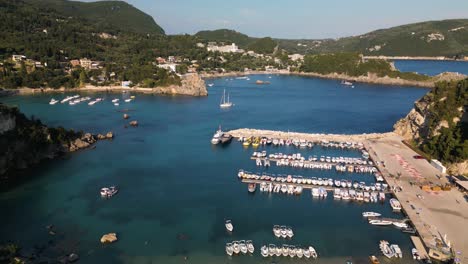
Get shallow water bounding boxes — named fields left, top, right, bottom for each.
left=0, top=75, right=428, bottom=263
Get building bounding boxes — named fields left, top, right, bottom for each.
left=288, top=54, right=304, bottom=61
left=156, top=57, right=166, bottom=64
left=121, top=81, right=132, bottom=88
left=157, top=63, right=178, bottom=72
left=207, top=43, right=244, bottom=53
left=12, top=55, right=26, bottom=62
left=70, top=60, right=80, bottom=67
left=196, top=43, right=205, bottom=48
left=431, top=159, right=447, bottom=174
left=79, top=58, right=92, bottom=69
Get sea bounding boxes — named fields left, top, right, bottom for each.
left=1, top=61, right=454, bottom=264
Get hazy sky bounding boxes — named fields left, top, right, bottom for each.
left=84, top=0, right=468, bottom=39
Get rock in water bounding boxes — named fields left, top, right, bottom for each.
left=100, top=233, right=117, bottom=243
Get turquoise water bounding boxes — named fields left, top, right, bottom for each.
left=394, top=59, right=468, bottom=76
left=0, top=75, right=428, bottom=263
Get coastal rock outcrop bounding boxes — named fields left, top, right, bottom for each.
left=100, top=233, right=118, bottom=243
left=153, top=73, right=208, bottom=96
left=394, top=98, right=432, bottom=140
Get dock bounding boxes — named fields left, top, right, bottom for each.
left=411, top=236, right=429, bottom=260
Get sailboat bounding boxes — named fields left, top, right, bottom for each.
left=220, top=89, right=233, bottom=108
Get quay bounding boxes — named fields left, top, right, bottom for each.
left=229, top=128, right=468, bottom=263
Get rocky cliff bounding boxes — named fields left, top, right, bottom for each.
left=153, top=73, right=208, bottom=96
left=0, top=104, right=112, bottom=182
left=394, top=96, right=432, bottom=140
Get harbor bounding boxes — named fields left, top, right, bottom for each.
left=223, top=128, right=468, bottom=263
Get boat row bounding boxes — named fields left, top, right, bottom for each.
left=273, top=225, right=294, bottom=238
left=238, top=171, right=388, bottom=191
left=332, top=188, right=385, bottom=202
left=50, top=95, right=134, bottom=106
left=239, top=137, right=314, bottom=148
left=225, top=240, right=254, bottom=256
left=379, top=240, right=403, bottom=258
left=100, top=186, right=118, bottom=198
left=258, top=152, right=373, bottom=166
left=211, top=127, right=233, bottom=145
left=260, top=182, right=303, bottom=195
left=320, top=140, right=364, bottom=150
left=275, top=160, right=376, bottom=173
left=260, top=244, right=317, bottom=259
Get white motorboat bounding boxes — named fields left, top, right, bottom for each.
left=286, top=227, right=294, bottom=238
left=296, top=248, right=303, bottom=258
left=225, top=220, right=233, bottom=232
left=111, top=98, right=119, bottom=103
left=280, top=226, right=288, bottom=238
left=49, top=98, right=58, bottom=105
left=369, top=219, right=393, bottom=226
left=311, top=188, right=320, bottom=197
left=268, top=244, right=276, bottom=257
left=208, top=83, right=214, bottom=87
left=100, top=186, right=118, bottom=198
left=246, top=240, right=254, bottom=253
left=275, top=246, right=282, bottom=257
left=392, top=222, right=408, bottom=229
left=281, top=245, right=289, bottom=257
left=390, top=198, right=402, bottom=211
left=220, top=89, right=233, bottom=108
left=289, top=246, right=296, bottom=258
left=211, top=128, right=223, bottom=144
left=303, top=247, right=311, bottom=258
left=412, top=248, right=420, bottom=260
left=261, top=245, right=269, bottom=257
left=333, top=188, right=342, bottom=199
left=379, top=240, right=395, bottom=258
left=362, top=212, right=381, bottom=218
left=226, top=243, right=233, bottom=256
left=124, top=98, right=132, bottom=103
left=239, top=240, right=247, bottom=254
left=232, top=241, right=240, bottom=254
left=309, top=246, right=318, bottom=259
left=390, top=244, right=402, bottom=258
left=273, top=225, right=281, bottom=238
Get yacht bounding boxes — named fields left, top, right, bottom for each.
left=220, top=89, right=233, bottom=108
left=369, top=219, right=392, bottom=226
left=390, top=198, right=402, bottom=211
left=100, top=186, right=118, bottom=198
left=226, top=243, right=233, bottom=256
left=246, top=240, right=254, bottom=253
left=362, top=212, right=381, bottom=218
left=49, top=98, right=58, bottom=105
left=261, top=245, right=269, bottom=257
left=281, top=245, right=289, bottom=257
left=225, top=220, right=233, bottom=232
left=211, top=128, right=223, bottom=144
left=379, top=240, right=395, bottom=258
left=289, top=245, right=296, bottom=258
left=268, top=244, right=276, bottom=257
left=280, top=226, right=288, bottom=238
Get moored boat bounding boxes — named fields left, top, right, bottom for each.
left=379, top=240, right=394, bottom=258
left=226, top=243, right=233, bottom=256
left=362, top=212, right=381, bottom=218
left=390, top=198, right=402, bottom=211
left=261, top=245, right=269, bottom=257
left=246, top=240, right=254, bottom=254
left=225, top=220, right=233, bottom=232
left=248, top=183, right=256, bottom=193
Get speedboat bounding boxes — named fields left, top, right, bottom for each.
left=362, top=212, right=381, bottom=218
left=412, top=248, right=420, bottom=260
left=232, top=241, right=240, bottom=254
left=226, top=243, right=233, bottom=256
left=225, top=220, right=233, bottom=232
left=379, top=240, right=394, bottom=258
left=239, top=240, right=247, bottom=254
left=309, top=246, right=318, bottom=259
left=261, top=245, right=269, bottom=257
left=100, top=186, right=118, bottom=198
left=390, top=244, right=402, bottom=258
left=124, top=98, right=132, bottom=103
left=273, top=225, right=281, bottom=238
left=289, top=245, right=296, bottom=258
left=303, top=247, right=311, bottom=258
left=246, top=240, right=254, bottom=254
left=296, top=248, right=303, bottom=258
left=280, top=226, right=288, bottom=238
left=390, top=198, right=402, bottom=211
left=111, top=98, right=119, bottom=103
left=369, top=219, right=392, bottom=226
left=268, top=244, right=276, bottom=257
left=49, top=98, right=58, bottom=105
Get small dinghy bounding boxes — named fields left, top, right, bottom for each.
left=225, top=220, right=233, bottom=232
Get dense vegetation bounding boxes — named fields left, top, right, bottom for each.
left=420, top=79, right=468, bottom=163
left=195, top=29, right=252, bottom=47
left=247, top=37, right=277, bottom=54
left=0, top=103, right=81, bottom=179
left=300, top=52, right=431, bottom=81
left=0, top=243, right=19, bottom=264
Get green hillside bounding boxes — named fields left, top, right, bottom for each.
left=195, top=29, right=252, bottom=47
left=278, top=19, right=468, bottom=56
left=25, top=0, right=165, bottom=34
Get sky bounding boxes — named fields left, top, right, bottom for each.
left=84, top=0, right=468, bottom=39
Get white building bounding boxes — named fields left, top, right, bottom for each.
left=207, top=43, right=243, bottom=53
left=157, top=63, right=178, bottom=72
left=288, top=54, right=304, bottom=61
left=12, top=55, right=26, bottom=62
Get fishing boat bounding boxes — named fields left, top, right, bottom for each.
left=100, top=186, right=118, bottom=198
left=225, top=220, right=233, bottom=232
left=248, top=183, right=256, bottom=193
left=309, top=246, right=318, bottom=259
left=362, top=212, right=381, bottom=218
left=379, top=240, right=395, bottom=258
left=233, top=241, right=240, bottom=254
left=369, top=255, right=380, bottom=264
left=49, top=98, right=58, bottom=105
left=261, top=245, right=269, bottom=257
left=211, top=128, right=223, bottom=144
left=390, top=244, right=402, bottom=258
left=390, top=198, right=402, bottom=211
left=239, top=240, right=248, bottom=254
left=412, top=248, right=420, bottom=260
left=220, top=89, right=233, bottom=108
left=226, top=243, right=233, bottom=256
left=246, top=240, right=254, bottom=253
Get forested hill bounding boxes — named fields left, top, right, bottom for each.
left=24, top=0, right=165, bottom=35
left=201, top=19, right=468, bottom=57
